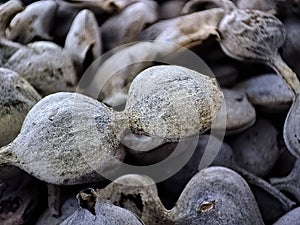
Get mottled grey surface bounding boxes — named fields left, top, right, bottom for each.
left=221, top=88, right=256, bottom=134
left=0, top=68, right=41, bottom=146
left=4, top=41, right=76, bottom=96
left=0, top=0, right=23, bottom=36
left=60, top=199, right=144, bottom=225
left=230, top=118, right=280, bottom=177
left=273, top=207, right=300, bottom=225
left=125, top=65, right=222, bottom=141
left=234, top=74, right=293, bottom=112
left=0, top=92, right=126, bottom=185
left=173, top=167, right=265, bottom=225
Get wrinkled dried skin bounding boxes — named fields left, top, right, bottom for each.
left=270, top=159, right=300, bottom=202
left=214, top=88, right=256, bottom=135
left=234, top=74, right=293, bottom=112
left=0, top=0, right=23, bottom=36
left=230, top=118, right=279, bottom=177
left=141, top=7, right=224, bottom=44
left=4, top=41, right=77, bottom=96
left=101, top=0, right=158, bottom=50
left=6, top=1, right=57, bottom=43
left=61, top=197, right=143, bottom=225
left=0, top=92, right=126, bottom=185
left=0, top=169, right=41, bottom=225
left=0, top=68, right=41, bottom=147
left=65, top=9, right=102, bottom=74
left=172, top=167, right=264, bottom=225
left=58, top=0, right=138, bottom=14
left=125, top=65, right=222, bottom=141
left=97, top=174, right=171, bottom=224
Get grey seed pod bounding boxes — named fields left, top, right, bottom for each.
left=5, top=0, right=57, bottom=43
left=159, top=135, right=234, bottom=199
left=97, top=174, right=171, bottom=224
left=125, top=65, right=222, bottom=141
left=0, top=37, right=25, bottom=65
left=159, top=0, right=184, bottom=20
left=217, top=88, right=256, bottom=135
left=101, top=0, right=158, bottom=50
left=4, top=41, right=77, bottom=96
left=61, top=188, right=144, bottom=225
left=0, top=68, right=41, bottom=147
left=237, top=0, right=276, bottom=12
left=0, top=0, right=23, bottom=37
left=230, top=118, right=279, bottom=177
left=273, top=207, right=300, bottom=225
left=234, top=74, right=293, bottom=112
left=172, top=166, right=265, bottom=225
left=270, top=159, right=300, bottom=202
left=0, top=92, right=126, bottom=185
left=64, top=9, right=102, bottom=75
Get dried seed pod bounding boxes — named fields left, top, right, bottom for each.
left=230, top=118, right=280, bottom=177
left=0, top=38, right=25, bottom=65
left=234, top=74, right=293, bottom=112
left=4, top=41, right=77, bottom=95
left=172, top=167, right=264, bottom=225
left=237, top=0, right=276, bottom=12
left=101, top=0, right=158, bottom=50
left=159, top=0, right=184, bottom=20
left=97, top=174, right=171, bottom=224
left=64, top=9, right=102, bottom=75
left=0, top=0, right=23, bottom=36
left=6, top=0, right=57, bottom=43
left=61, top=188, right=144, bottom=225
left=58, top=0, right=138, bottom=14
left=273, top=207, right=300, bottom=225
left=217, top=88, right=256, bottom=134
left=0, top=92, right=126, bottom=185
left=125, top=65, right=222, bottom=141
left=270, top=159, right=300, bottom=202
left=0, top=68, right=41, bottom=147
left=215, top=0, right=300, bottom=158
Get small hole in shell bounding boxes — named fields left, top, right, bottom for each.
left=199, top=200, right=215, bottom=213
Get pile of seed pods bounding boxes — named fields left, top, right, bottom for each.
left=0, top=0, right=300, bottom=224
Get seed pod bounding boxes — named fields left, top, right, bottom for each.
left=6, top=0, right=57, bottom=43
left=97, top=174, right=171, bottom=225
left=0, top=92, right=126, bottom=185
left=234, top=74, right=293, bottom=112
left=0, top=68, right=41, bottom=147
left=4, top=41, right=77, bottom=95
left=273, top=207, right=300, bottom=225
left=172, top=167, right=265, bottom=225
left=0, top=0, right=23, bottom=37
left=61, top=188, right=144, bottom=225
left=125, top=65, right=222, bottom=141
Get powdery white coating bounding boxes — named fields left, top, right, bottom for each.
left=0, top=92, right=126, bottom=185
left=125, top=65, right=222, bottom=141
left=60, top=199, right=144, bottom=225
left=172, top=167, right=265, bottom=225
left=97, top=174, right=171, bottom=225
left=234, top=74, right=293, bottom=112
left=0, top=0, right=23, bottom=36
left=0, top=68, right=41, bottom=146
left=5, top=0, right=57, bottom=43
left=4, top=41, right=77, bottom=96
